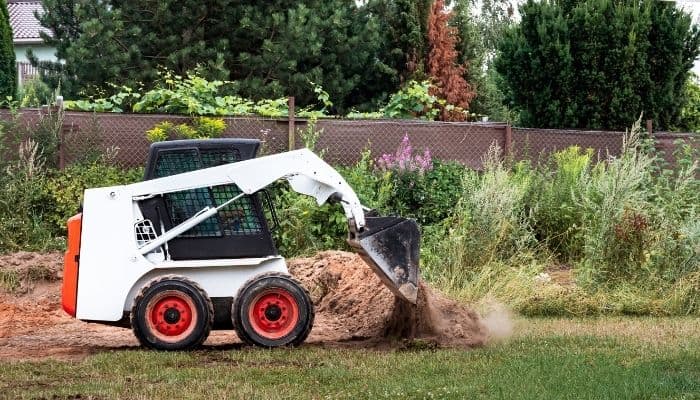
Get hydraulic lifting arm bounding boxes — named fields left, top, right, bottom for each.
left=130, top=149, right=366, bottom=227
left=129, top=149, right=420, bottom=303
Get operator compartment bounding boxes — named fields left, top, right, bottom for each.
left=136, top=139, right=277, bottom=260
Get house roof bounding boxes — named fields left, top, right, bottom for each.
left=7, top=0, right=51, bottom=43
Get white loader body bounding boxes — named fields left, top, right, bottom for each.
left=74, top=149, right=365, bottom=322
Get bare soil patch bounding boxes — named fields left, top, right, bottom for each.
left=0, top=250, right=487, bottom=360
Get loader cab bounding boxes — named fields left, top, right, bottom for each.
left=137, top=139, right=278, bottom=260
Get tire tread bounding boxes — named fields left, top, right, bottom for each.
left=131, top=274, right=214, bottom=350
left=232, top=272, right=314, bottom=347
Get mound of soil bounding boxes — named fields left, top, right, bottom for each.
left=289, top=251, right=487, bottom=348
left=0, top=251, right=63, bottom=293
left=0, top=250, right=487, bottom=360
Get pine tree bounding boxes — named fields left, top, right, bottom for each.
left=0, top=0, right=16, bottom=98
left=426, top=0, right=475, bottom=119
left=34, top=1, right=398, bottom=112
left=225, top=1, right=395, bottom=113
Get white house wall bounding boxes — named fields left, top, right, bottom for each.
left=14, top=44, right=57, bottom=63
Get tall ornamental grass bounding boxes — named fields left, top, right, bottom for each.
left=423, top=119, right=699, bottom=315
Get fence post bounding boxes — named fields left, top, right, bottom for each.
left=57, top=99, right=66, bottom=170
left=504, top=123, right=513, bottom=156
left=646, top=119, right=653, bottom=135
left=288, top=96, right=295, bottom=151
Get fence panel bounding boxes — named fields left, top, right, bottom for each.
left=512, top=127, right=625, bottom=163
left=61, top=113, right=290, bottom=168
left=312, top=120, right=506, bottom=169
left=1, top=109, right=697, bottom=171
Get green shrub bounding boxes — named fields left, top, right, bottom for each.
left=270, top=185, right=348, bottom=258
left=677, top=73, right=700, bottom=133
left=172, top=123, right=198, bottom=139
left=381, top=160, right=464, bottom=226
left=576, top=120, right=699, bottom=291
left=0, top=106, right=64, bottom=168
left=419, top=118, right=698, bottom=316
left=338, top=149, right=394, bottom=211
left=19, top=78, right=53, bottom=107
left=422, top=145, right=539, bottom=290
left=383, top=80, right=442, bottom=120
left=530, top=146, right=593, bottom=261
left=192, top=117, right=226, bottom=138
left=373, top=134, right=465, bottom=225
left=45, top=162, right=143, bottom=234
left=145, top=122, right=172, bottom=142
left=146, top=118, right=226, bottom=142
left=67, top=70, right=299, bottom=118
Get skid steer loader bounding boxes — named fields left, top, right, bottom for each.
left=62, top=139, right=420, bottom=350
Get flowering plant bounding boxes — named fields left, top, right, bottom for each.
left=376, top=134, right=433, bottom=174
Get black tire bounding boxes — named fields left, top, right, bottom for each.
left=232, top=272, right=314, bottom=348
left=131, top=275, right=214, bottom=350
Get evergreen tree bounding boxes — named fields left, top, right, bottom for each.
left=450, top=0, right=516, bottom=120
left=427, top=0, right=475, bottom=119
left=369, top=0, right=430, bottom=82
left=495, top=0, right=700, bottom=130
left=224, top=1, right=395, bottom=112
left=0, top=0, right=16, bottom=98
left=34, top=1, right=398, bottom=112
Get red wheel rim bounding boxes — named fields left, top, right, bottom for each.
left=145, top=290, right=197, bottom=343
left=248, top=288, right=299, bottom=340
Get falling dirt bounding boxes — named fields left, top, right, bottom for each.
left=0, top=250, right=488, bottom=361
left=480, top=300, right=514, bottom=342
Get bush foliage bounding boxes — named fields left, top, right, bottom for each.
left=146, top=117, right=226, bottom=142
left=495, top=0, right=700, bottom=130
left=274, top=121, right=699, bottom=316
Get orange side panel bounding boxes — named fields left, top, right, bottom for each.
left=62, top=213, right=82, bottom=317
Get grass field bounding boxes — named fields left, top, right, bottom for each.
left=1, top=317, right=698, bottom=400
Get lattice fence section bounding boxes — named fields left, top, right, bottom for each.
left=1, top=109, right=696, bottom=171
left=512, top=127, right=625, bottom=163
left=58, top=112, right=507, bottom=169
left=61, top=113, right=289, bottom=168
left=311, top=120, right=506, bottom=169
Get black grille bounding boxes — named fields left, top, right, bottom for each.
left=154, top=148, right=262, bottom=237
left=154, top=149, right=201, bottom=177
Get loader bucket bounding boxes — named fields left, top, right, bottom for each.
left=347, top=215, right=420, bottom=304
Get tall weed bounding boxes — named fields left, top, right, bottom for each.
left=0, top=140, right=59, bottom=252
left=577, top=119, right=699, bottom=292
left=530, top=146, right=592, bottom=261
left=422, top=144, right=539, bottom=293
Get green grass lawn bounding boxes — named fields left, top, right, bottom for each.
left=1, top=317, right=698, bottom=400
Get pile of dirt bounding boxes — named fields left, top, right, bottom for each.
left=0, top=251, right=63, bottom=293
left=0, top=250, right=488, bottom=360
left=289, top=251, right=488, bottom=348
left=0, top=252, right=139, bottom=359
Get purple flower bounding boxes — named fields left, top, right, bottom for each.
left=376, top=134, right=433, bottom=174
